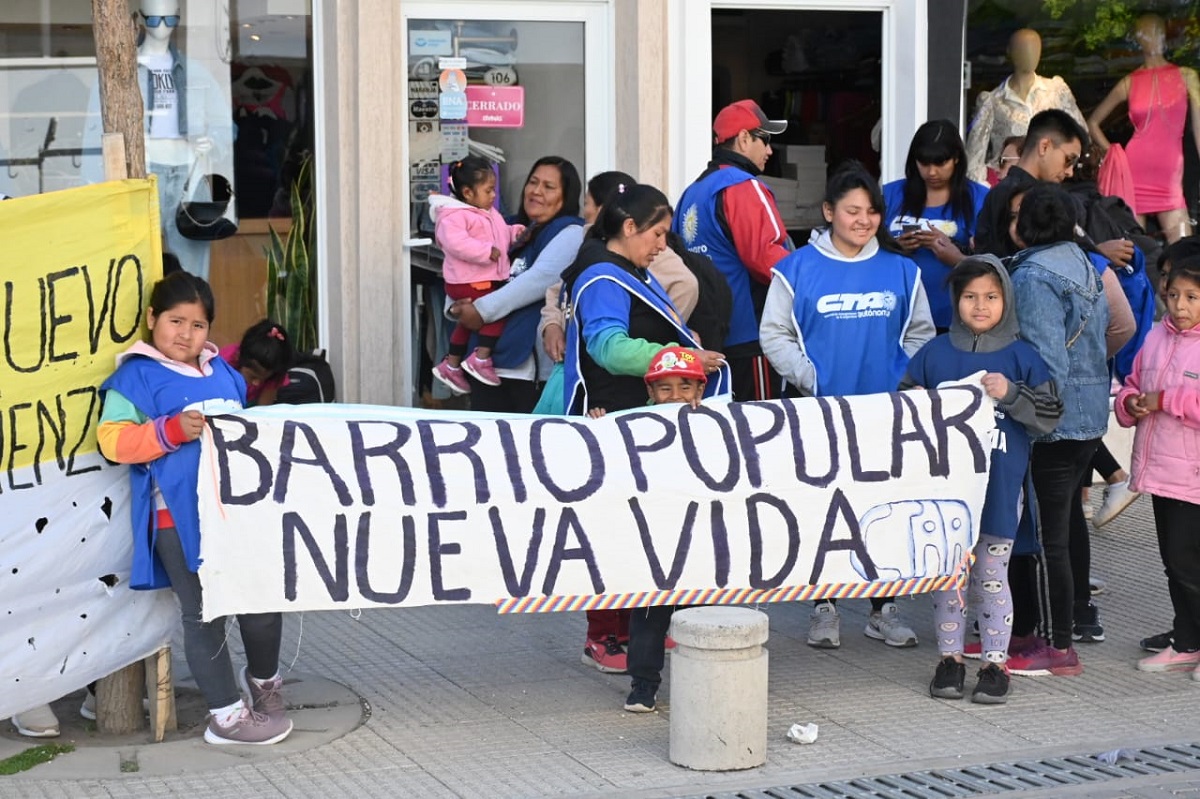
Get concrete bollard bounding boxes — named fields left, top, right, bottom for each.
left=668, top=606, right=769, bottom=771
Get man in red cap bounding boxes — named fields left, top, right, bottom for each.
left=672, top=99, right=792, bottom=401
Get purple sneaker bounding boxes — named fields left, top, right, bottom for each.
left=432, top=358, right=471, bottom=395
left=462, top=352, right=501, bottom=386
left=239, top=667, right=287, bottom=720
left=204, top=704, right=293, bottom=745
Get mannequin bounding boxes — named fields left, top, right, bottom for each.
left=1088, top=14, right=1200, bottom=243
left=83, top=0, right=232, bottom=279
left=965, top=29, right=1086, bottom=183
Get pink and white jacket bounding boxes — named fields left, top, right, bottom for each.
left=1115, top=315, right=1200, bottom=503
left=430, top=194, right=525, bottom=285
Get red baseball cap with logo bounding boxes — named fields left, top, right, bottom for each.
left=712, top=99, right=788, bottom=143
left=644, top=346, right=707, bottom=385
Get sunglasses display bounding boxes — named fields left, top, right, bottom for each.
left=141, top=12, right=180, bottom=28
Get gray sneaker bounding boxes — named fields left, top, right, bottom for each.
left=238, top=667, right=287, bottom=719
left=204, top=704, right=293, bottom=745
left=807, top=602, right=841, bottom=648
left=865, top=602, right=918, bottom=647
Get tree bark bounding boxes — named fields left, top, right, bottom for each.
left=92, top=0, right=149, bottom=735
left=91, top=0, right=145, bottom=179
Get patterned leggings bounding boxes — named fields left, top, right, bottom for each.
left=932, top=534, right=1013, bottom=664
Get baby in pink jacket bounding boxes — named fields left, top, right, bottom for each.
left=1116, top=262, right=1200, bottom=676
left=430, top=156, right=525, bottom=394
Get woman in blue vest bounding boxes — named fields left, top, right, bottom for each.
left=883, top=119, right=989, bottom=332
left=561, top=183, right=728, bottom=676
left=448, top=156, right=585, bottom=412
left=760, top=160, right=935, bottom=651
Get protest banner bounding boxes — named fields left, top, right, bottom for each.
left=0, top=180, right=176, bottom=720
left=198, top=383, right=994, bottom=620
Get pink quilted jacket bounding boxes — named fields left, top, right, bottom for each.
left=1115, top=316, right=1200, bottom=503
left=430, top=195, right=525, bottom=285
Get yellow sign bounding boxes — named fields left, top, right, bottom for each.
left=0, top=178, right=162, bottom=476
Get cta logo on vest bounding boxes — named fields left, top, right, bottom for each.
left=816, top=291, right=897, bottom=319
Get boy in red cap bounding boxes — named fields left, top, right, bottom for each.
left=618, top=346, right=707, bottom=711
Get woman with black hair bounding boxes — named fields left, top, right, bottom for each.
left=760, top=161, right=934, bottom=651
left=448, top=156, right=585, bottom=412
left=883, top=119, right=989, bottom=331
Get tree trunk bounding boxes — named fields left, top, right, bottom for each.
left=91, top=0, right=145, bottom=179
left=91, top=0, right=149, bottom=735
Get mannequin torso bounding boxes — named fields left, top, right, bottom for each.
left=965, top=30, right=1086, bottom=183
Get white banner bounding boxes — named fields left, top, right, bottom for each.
left=198, top=384, right=994, bottom=620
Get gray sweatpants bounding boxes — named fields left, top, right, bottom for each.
left=154, top=527, right=283, bottom=710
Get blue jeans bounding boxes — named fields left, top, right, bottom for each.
left=151, top=162, right=212, bottom=281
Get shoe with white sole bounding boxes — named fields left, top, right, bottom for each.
left=11, top=704, right=60, bottom=738
left=1093, top=479, right=1140, bottom=528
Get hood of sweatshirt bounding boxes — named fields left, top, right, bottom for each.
left=427, top=193, right=479, bottom=223
left=115, top=339, right=221, bottom=373
left=811, top=228, right=880, bottom=262
left=948, top=253, right=1020, bottom=353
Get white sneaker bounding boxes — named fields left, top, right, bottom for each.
left=79, top=688, right=96, bottom=720
left=1094, top=480, right=1140, bottom=528
left=865, top=602, right=918, bottom=647
left=11, top=704, right=60, bottom=738
left=807, top=602, right=841, bottom=648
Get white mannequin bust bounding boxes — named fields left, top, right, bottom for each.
left=138, top=0, right=211, bottom=166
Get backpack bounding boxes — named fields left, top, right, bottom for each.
left=666, top=231, right=733, bottom=349
left=275, top=351, right=337, bottom=404
left=1084, top=193, right=1162, bottom=271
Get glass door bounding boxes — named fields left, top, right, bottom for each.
left=399, top=1, right=611, bottom=407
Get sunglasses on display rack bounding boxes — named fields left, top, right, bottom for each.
left=141, top=12, right=180, bottom=28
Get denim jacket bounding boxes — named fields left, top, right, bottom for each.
left=1007, top=241, right=1110, bottom=442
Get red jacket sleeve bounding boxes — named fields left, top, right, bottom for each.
left=720, top=178, right=791, bottom=284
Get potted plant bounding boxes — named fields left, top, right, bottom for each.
left=266, top=154, right=318, bottom=354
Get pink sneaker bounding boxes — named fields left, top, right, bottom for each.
left=432, top=358, right=471, bottom=395
left=238, top=667, right=287, bottom=719
left=1137, top=646, right=1200, bottom=673
left=462, top=352, right=501, bottom=386
left=1007, top=642, right=1083, bottom=676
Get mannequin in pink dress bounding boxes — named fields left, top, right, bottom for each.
left=1088, top=14, right=1200, bottom=243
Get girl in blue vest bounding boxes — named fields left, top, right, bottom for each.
left=883, top=119, right=989, bottom=332
left=760, top=161, right=935, bottom=651
left=561, top=183, right=729, bottom=677
left=98, top=272, right=292, bottom=746
left=903, top=255, right=1063, bottom=704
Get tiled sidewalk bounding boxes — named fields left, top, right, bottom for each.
left=5, top=492, right=1197, bottom=798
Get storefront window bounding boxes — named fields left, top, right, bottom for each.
left=967, top=1, right=1200, bottom=214
left=0, top=1, right=313, bottom=342
left=405, top=19, right=586, bottom=235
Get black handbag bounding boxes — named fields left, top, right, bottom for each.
left=175, top=159, right=238, bottom=241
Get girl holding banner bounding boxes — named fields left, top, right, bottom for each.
left=561, top=183, right=728, bottom=676
left=98, top=272, right=293, bottom=746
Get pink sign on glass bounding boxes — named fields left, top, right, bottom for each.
left=465, top=86, right=525, bottom=128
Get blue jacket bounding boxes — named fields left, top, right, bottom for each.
left=101, top=354, right=246, bottom=590
left=1008, top=242, right=1110, bottom=441
left=673, top=166, right=764, bottom=348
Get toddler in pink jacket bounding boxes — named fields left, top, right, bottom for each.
left=430, top=156, right=525, bottom=394
left=1116, top=263, right=1200, bottom=677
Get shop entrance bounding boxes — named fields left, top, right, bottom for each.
left=398, top=1, right=610, bottom=407
left=711, top=8, right=883, bottom=235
